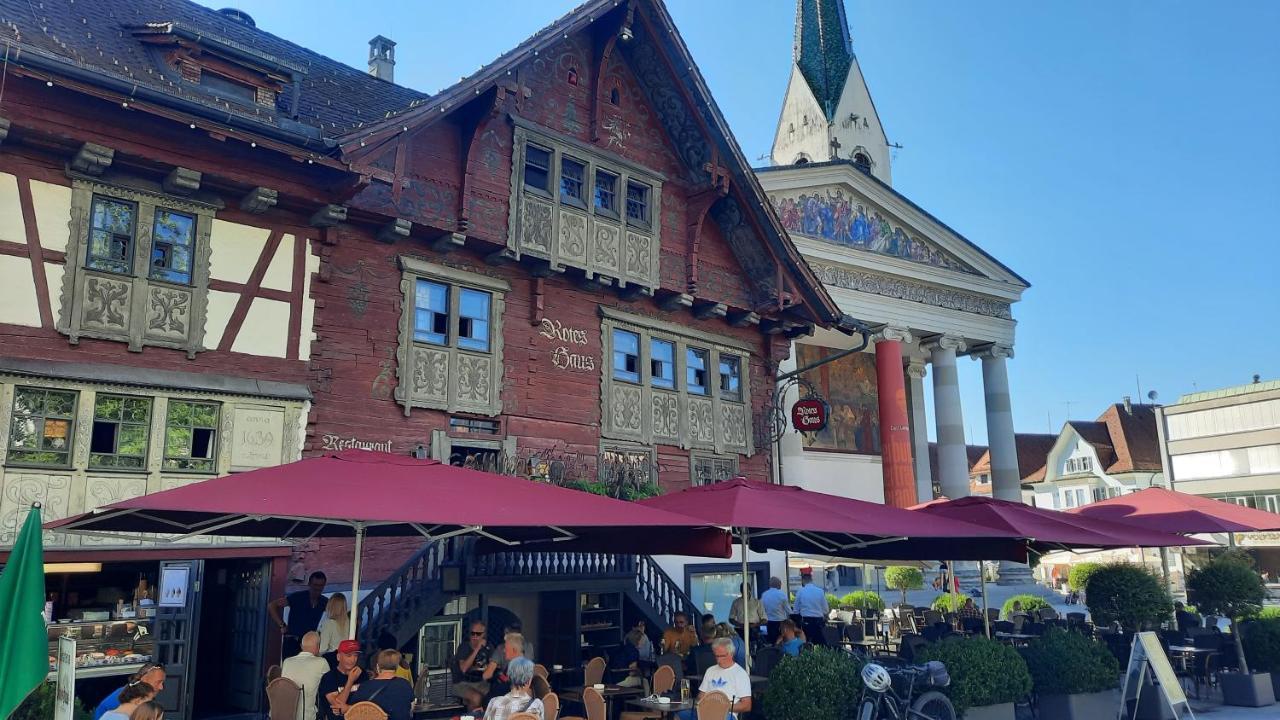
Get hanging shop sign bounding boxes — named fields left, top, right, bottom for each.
left=791, top=398, right=829, bottom=432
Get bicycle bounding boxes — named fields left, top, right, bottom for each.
left=857, top=661, right=956, bottom=720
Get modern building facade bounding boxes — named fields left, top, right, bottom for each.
left=1157, top=377, right=1280, bottom=579
left=758, top=0, right=1030, bottom=516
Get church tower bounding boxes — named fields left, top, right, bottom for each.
left=770, top=0, right=892, bottom=185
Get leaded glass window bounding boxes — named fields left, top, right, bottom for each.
left=613, top=329, right=640, bottom=383
left=90, top=394, right=152, bottom=469
left=686, top=347, right=709, bottom=395
left=163, top=400, right=219, bottom=472
left=650, top=338, right=674, bottom=389
left=560, top=157, right=585, bottom=206
left=414, top=280, right=450, bottom=346
left=524, top=144, right=552, bottom=193
left=149, top=209, right=196, bottom=284
left=458, top=288, right=491, bottom=352
left=719, top=355, right=742, bottom=401
left=7, top=387, right=77, bottom=467
left=87, top=196, right=137, bottom=274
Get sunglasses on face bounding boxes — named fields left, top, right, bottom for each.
left=471, top=631, right=486, bottom=636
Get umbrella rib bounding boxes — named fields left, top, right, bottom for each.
left=130, top=511, right=197, bottom=531
left=58, top=507, right=138, bottom=530
left=170, top=514, right=257, bottom=542
left=475, top=528, right=520, bottom=546
left=835, top=535, right=907, bottom=551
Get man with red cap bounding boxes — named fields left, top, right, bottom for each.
left=319, top=639, right=365, bottom=720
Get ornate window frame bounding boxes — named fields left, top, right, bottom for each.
left=507, top=118, right=663, bottom=293
left=690, top=453, right=739, bottom=486
left=58, top=177, right=216, bottom=357
left=395, top=256, right=509, bottom=417
left=599, top=307, right=753, bottom=455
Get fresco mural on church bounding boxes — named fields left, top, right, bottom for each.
left=772, top=189, right=975, bottom=273
left=797, top=344, right=881, bottom=455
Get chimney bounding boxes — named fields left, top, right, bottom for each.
left=1123, top=396, right=1132, bottom=414
left=368, top=35, right=396, bottom=83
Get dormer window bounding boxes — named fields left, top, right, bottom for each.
left=853, top=152, right=872, bottom=174
left=133, top=24, right=299, bottom=110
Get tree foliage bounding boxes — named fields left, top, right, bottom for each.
left=883, top=566, right=924, bottom=603
left=1020, top=628, right=1119, bottom=696
left=1187, top=552, right=1266, bottom=673
left=838, top=590, right=885, bottom=613
left=762, top=646, right=863, bottom=720
left=1000, top=593, right=1052, bottom=618
left=1067, top=562, right=1102, bottom=592
left=1084, top=563, right=1173, bottom=631
left=917, top=636, right=1032, bottom=712
left=931, top=593, right=971, bottom=612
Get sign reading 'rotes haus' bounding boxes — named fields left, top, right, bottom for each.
left=539, top=318, right=596, bottom=372
left=791, top=398, right=830, bottom=432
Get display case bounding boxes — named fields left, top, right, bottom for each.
left=47, top=618, right=155, bottom=678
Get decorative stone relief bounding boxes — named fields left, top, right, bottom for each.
left=455, top=354, right=493, bottom=408
left=80, top=475, right=148, bottom=545
left=81, top=276, right=132, bottom=332
left=623, top=232, right=652, bottom=283
left=651, top=392, right=679, bottom=442
left=0, top=473, right=71, bottom=545
left=410, top=347, right=450, bottom=404
left=687, top=397, right=716, bottom=448
left=521, top=196, right=554, bottom=253
left=809, top=262, right=1013, bottom=319
left=145, top=286, right=191, bottom=341
left=610, top=384, right=644, bottom=436
left=594, top=224, right=620, bottom=274
left=558, top=210, right=588, bottom=264
left=722, top=403, right=748, bottom=450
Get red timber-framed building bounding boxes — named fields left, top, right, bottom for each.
left=0, top=0, right=847, bottom=716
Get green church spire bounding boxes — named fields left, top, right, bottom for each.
left=794, top=0, right=853, bottom=121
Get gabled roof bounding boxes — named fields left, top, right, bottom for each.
left=0, top=0, right=428, bottom=142
left=338, top=0, right=843, bottom=326
left=1032, top=403, right=1162, bottom=484
left=793, top=0, right=852, bottom=120
left=969, top=433, right=1059, bottom=484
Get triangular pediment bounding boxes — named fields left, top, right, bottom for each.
left=758, top=160, right=1028, bottom=288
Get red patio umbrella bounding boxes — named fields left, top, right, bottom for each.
left=913, top=495, right=1208, bottom=550
left=1069, top=486, right=1280, bottom=535
left=48, top=450, right=731, bottom=639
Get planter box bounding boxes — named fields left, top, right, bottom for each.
left=1220, top=672, right=1276, bottom=707
left=1131, top=680, right=1177, bottom=720
left=962, top=701, right=1015, bottom=720
left=1036, top=691, right=1114, bottom=720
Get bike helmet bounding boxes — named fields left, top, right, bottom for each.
left=861, top=663, right=892, bottom=693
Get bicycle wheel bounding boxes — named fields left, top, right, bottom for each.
left=909, top=690, right=956, bottom=720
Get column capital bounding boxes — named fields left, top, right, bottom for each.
left=872, top=326, right=913, bottom=344
left=923, top=334, right=966, bottom=353
left=971, top=343, right=1014, bottom=361
left=906, top=361, right=928, bottom=380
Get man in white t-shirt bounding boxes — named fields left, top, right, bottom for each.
left=677, top=637, right=752, bottom=720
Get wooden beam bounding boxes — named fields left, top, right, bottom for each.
left=17, top=176, right=54, bottom=328
left=218, top=229, right=285, bottom=353
left=376, top=218, right=412, bottom=244
left=727, top=310, right=760, bottom=328
left=430, top=231, right=466, bottom=254
left=239, top=186, right=278, bottom=214
left=69, top=142, right=113, bottom=176
left=162, top=166, right=201, bottom=196
left=759, top=318, right=786, bottom=335
left=485, top=248, right=518, bottom=266
left=309, top=204, right=347, bottom=228
left=691, top=300, right=727, bottom=320
left=654, top=290, right=693, bottom=312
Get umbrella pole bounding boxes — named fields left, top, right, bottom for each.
left=981, top=566, right=991, bottom=638
left=349, top=522, right=365, bottom=640
left=741, top=527, right=751, bottom=672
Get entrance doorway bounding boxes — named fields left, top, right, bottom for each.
left=192, top=558, right=271, bottom=718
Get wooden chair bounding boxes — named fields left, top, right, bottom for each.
left=265, top=664, right=281, bottom=683
left=542, top=692, right=561, bottom=720
left=344, top=701, right=390, bottom=720
left=265, top=676, right=301, bottom=720
left=619, top=665, right=675, bottom=720
left=583, top=656, right=607, bottom=687
left=752, top=646, right=783, bottom=678
left=534, top=664, right=550, bottom=679
left=655, top=653, right=684, bottom=692
left=510, top=714, right=540, bottom=720
left=561, top=687, right=606, bottom=720
left=696, top=691, right=732, bottom=720
left=532, top=674, right=552, bottom=699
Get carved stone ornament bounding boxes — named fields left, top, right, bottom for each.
left=70, top=142, right=114, bottom=176
left=925, top=334, right=967, bottom=354
left=309, top=204, right=347, bottom=227
left=906, top=362, right=928, bottom=380
left=872, top=326, right=913, bottom=345
left=810, top=262, right=1013, bottom=320
left=240, top=186, right=278, bottom=214
left=162, top=167, right=202, bottom=196
left=971, top=344, right=1014, bottom=361
left=376, top=218, right=412, bottom=244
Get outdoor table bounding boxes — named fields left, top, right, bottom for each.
left=993, top=632, right=1037, bottom=646
left=626, top=698, right=696, bottom=715
left=1167, top=645, right=1218, bottom=699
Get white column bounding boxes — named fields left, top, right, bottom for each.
left=906, top=360, right=933, bottom=503
left=977, top=346, right=1020, bottom=503
left=928, top=335, right=969, bottom=500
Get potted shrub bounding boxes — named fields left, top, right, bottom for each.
left=917, top=636, right=1031, bottom=720
left=1242, top=617, right=1280, bottom=698
left=1066, top=562, right=1101, bottom=595
left=762, top=645, right=862, bottom=720
left=1188, top=552, right=1274, bottom=706
left=1020, top=628, right=1119, bottom=720
left=1000, top=593, right=1051, bottom=619
left=884, top=566, right=924, bottom=605
left=839, top=590, right=884, bottom=624
left=931, top=593, right=971, bottom=613
left=1084, top=563, right=1172, bottom=632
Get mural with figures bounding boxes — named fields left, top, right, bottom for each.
left=797, top=344, right=881, bottom=455
left=772, top=189, right=975, bottom=273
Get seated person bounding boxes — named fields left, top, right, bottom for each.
left=483, top=657, right=544, bottom=720
left=494, top=621, right=534, bottom=667
left=1175, top=602, right=1202, bottom=634
left=99, top=681, right=159, bottom=720
left=486, top=633, right=527, bottom=700
left=698, top=614, right=717, bottom=645
left=676, top=638, right=752, bottom=720
left=711, top=623, right=747, bottom=669
left=957, top=598, right=984, bottom=631
left=93, top=664, right=166, bottom=720
left=345, top=649, right=415, bottom=720
left=660, top=612, right=699, bottom=657
left=453, top=621, right=495, bottom=711
left=776, top=619, right=804, bottom=657
left=319, top=640, right=365, bottom=720
left=615, top=622, right=653, bottom=688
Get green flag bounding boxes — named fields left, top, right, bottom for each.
left=0, top=504, right=47, bottom=718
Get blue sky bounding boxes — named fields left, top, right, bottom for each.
left=208, top=1, right=1280, bottom=443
